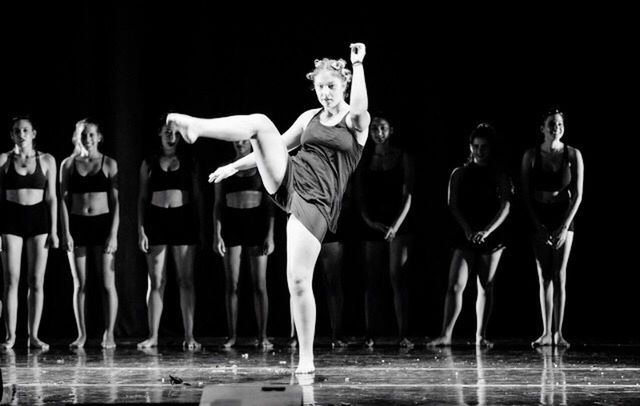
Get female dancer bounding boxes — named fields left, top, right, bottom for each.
left=176, top=43, right=369, bottom=373
left=522, top=109, right=584, bottom=348
left=137, top=120, right=204, bottom=350
left=0, top=116, right=58, bottom=349
left=213, top=139, right=275, bottom=349
left=60, top=119, right=119, bottom=349
left=428, top=123, right=512, bottom=347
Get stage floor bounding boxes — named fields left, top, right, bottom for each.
left=1, top=337, right=640, bottom=405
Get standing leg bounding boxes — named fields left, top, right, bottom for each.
left=69, top=247, right=88, bottom=348
left=532, top=242, right=554, bottom=347
left=248, top=250, right=272, bottom=349
left=172, top=244, right=200, bottom=350
left=427, top=249, right=472, bottom=346
left=26, top=234, right=50, bottom=349
left=138, top=245, right=167, bottom=348
left=94, top=246, right=118, bottom=349
left=318, top=242, right=345, bottom=346
left=389, top=235, right=413, bottom=347
left=287, top=215, right=322, bottom=374
left=475, top=248, right=504, bottom=347
left=362, top=240, right=384, bottom=347
left=1, top=235, right=23, bottom=349
left=222, top=246, right=242, bottom=348
left=552, top=232, right=574, bottom=347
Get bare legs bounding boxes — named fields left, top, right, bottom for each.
left=138, top=244, right=199, bottom=349
left=287, top=215, right=322, bottom=374
left=318, top=242, right=345, bottom=347
left=1, top=234, right=49, bottom=350
left=532, top=232, right=573, bottom=348
left=68, top=246, right=118, bottom=349
left=222, top=246, right=272, bottom=349
left=428, top=248, right=503, bottom=347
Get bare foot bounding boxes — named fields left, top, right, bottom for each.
left=166, top=113, right=199, bottom=144
left=137, top=337, right=158, bottom=349
left=258, top=338, right=273, bottom=350
left=101, top=331, right=116, bottom=349
left=331, top=338, right=348, bottom=348
left=295, top=357, right=315, bottom=375
left=183, top=338, right=201, bottom=351
left=554, top=333, right=570, bottom=348
left=287, top=336, right=298, bottom=349
left=475, top=337, right=494, bottom=348
left=222, top=337, right=236, bottom=349
left=28, top=337, right=50, bottom=350
left=0, top=338, right=16, bottom=350
left=69, top=336, right=86, bottom=349
left=363, top=337, right=375, bottom=348
left=531, top=334, right=553, bottom=347
left=426, top=335, right=452, bottom=347
left=398, top=337, right=414, bottom=349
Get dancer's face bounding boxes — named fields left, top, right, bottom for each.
left=80, top=124, right=102, bottom=153
left=370, top=118, right=392, bottom=145
left=233, top=139, right=251, bottom=157
left=11, top=119, right=36, bottom=149
left=160, top=123, right=180, bottom=151
left=313, top=70, right=346, bottom=109
left=542, top=113, right=564, bottom=142
left=470, top=136, right=491, bottom=165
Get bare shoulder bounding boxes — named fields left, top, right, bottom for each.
left=103, top=155, right=118, bottom=170
left=567, top=145, right=583, bottom=161
left=300, top=108, right=322, bottom=127
left=450, top=166, right=465, bottom=179
left=0, top=151, right=10, bottom=166
left=39, top=152, right=57, bottom=167
left=60, top=155, right=75, bottom=170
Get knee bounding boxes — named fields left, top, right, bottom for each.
left=149, top=276, right=166, bottom=291
left=288, top=276, right=312, bottom=298
left=28, top=276, right=44, bottom=291
left=249, top=113, right=274, bottom=133
left=448, top=282, right=466, bottom=295
left=225, top=280, right=239, bottom=295
left=253, top=283, right=267, bottom=297
left=176, top=275, right=194, bottom=290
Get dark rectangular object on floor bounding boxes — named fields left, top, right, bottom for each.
left=199, top=384, right=302, bottom=405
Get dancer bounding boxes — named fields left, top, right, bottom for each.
left=0, top=116, right=58, bottom=350
left=177, top=43, right=369, bottom=373
left=137, top=119, right=204, bottom=350
left=60, top=119, right=119, bottom=349
left=428, top=123, right=512, bottom=347
left=356, top=114, right=414, bottom=348
left=213, top=139, right=275, bottom=349
left=522, top=109, right=583, bottom=348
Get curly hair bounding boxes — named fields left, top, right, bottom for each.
left=306, top=58, right=352, bottom=95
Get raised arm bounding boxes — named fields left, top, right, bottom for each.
left=347, top=43, right=371, bottom=146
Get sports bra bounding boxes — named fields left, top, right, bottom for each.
left=532, top=145, right=572, bottom=192
left=3, top=151, right=47, bottom=190
left=68, top=155, right=110, bottom=193
left=147, top=155, right=191, bottom=192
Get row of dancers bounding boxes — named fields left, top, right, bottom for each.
left=0, top=43, right=583, bottom=375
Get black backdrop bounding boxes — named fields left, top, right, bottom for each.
left=1, top=4, right=637, bottom=343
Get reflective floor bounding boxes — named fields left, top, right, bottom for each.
left=1, top=337, right=640, bottom=405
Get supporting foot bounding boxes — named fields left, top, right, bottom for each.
left=28, top=337, right=50, bottom=350
left=531, top=334, right=553, bottom=348
left=426, top=335, right=452, bottom=347
left=137, top=337, right=158, bottom=349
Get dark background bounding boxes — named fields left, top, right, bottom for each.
left=1, top=4, right=636, bottom=344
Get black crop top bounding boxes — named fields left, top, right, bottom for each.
left=147, top=155, right=192, bottom=192
left=223, top=169, right=263, bottom=195
left=3, top=152, right=47, bottom=190
left=532, top=145, right=572, bottom=192
left=68, top=155, right=110, bottom=194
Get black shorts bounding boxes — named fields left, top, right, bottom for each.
left=269, top=158, right=328, bottom=243
left=221, top=206, right=270, bottom=247
left=533, top=199, right=575, bottom=232
left=144, top=204, right=197, bottom=246
left=70, top=213, right=111, bottom=247
left=451, top=227, right=507, bottom=254
left=0, top=200, right=50, bottom=238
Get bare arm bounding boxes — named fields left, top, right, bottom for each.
left=448, top=167, right=472, bottom=239
left=387, top=152, right=414, bottom=240
left=105, top=157, right=120, bottom=254
left=520, top=149, right=546, bottom=234
left=59, top=157, right=74, bottom=251
left=190, top=159, right=206, bottom=248
left=212, top=182, right=225, bottom=256
left=347, top=43, right=371, bottom=146
left=481, top=173, right=512, bottom=236
left=0, top=153, right=9, bottom=252
left=43, top=154, right=59, bottom=248
left=561, top=147, right=584, bottom=230
left=137, top=160, right=150, bottom=253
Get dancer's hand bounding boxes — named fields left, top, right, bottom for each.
left=551, top=226, right=569, bottom=249
left=209, top=164, right=238, bottom=183
left=104, top=233, right=118, bottom=254
left=350, top=43, right=366, bottom=64
left=261, top=236, right=275, bottom=256
left=138, top=231, right=149, bottom=253
left=213, top=236, right=226, bottom=256
left=64, top=232, right=74, bottom=252
left=384, top=226, right=397, bottom=241
left=472, top=230, right=489, bottom=244
left=46, top=232, right=59, bottom=249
